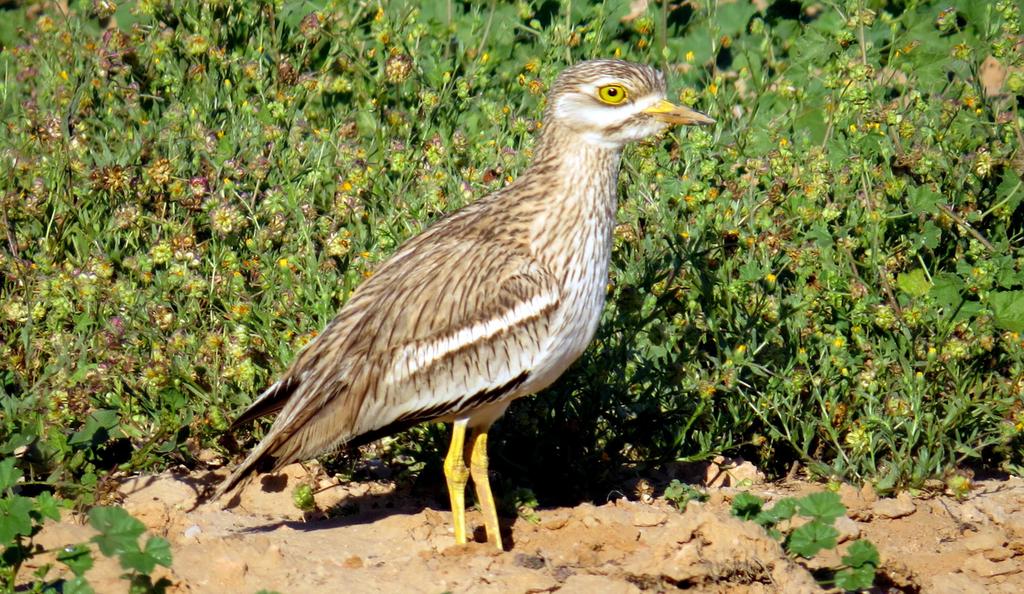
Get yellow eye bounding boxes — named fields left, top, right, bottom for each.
left=597, top=84, right=628, bottom=105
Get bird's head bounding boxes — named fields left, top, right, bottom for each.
left=544, top=59, right=714, bottom=149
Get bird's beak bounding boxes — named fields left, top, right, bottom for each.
left=642, top=99, right=716, bottom=126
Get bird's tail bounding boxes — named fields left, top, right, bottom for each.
left=210, top=378, right=298, bottom=504
left=210, top=430, right=284, bottom=503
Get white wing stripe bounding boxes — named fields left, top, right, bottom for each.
left=387, top=290, right=557, bottom=384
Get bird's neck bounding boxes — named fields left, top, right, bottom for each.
left=520, top=120, right=623, bottom=277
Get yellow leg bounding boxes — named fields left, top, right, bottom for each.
left=443, top=419, right=470, bottom=544
left=468, top=426, right=503, bottom=551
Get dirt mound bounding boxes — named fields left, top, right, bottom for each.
left=19, top=467, right=1024, bottom=593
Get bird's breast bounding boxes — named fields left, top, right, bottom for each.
left=521, top=198, right=616, bottom=394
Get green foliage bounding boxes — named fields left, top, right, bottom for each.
left=730, top=490, right=878, bottom=589
left=663, top=479, right=707, bottom=510
left=502, top=487, right=541, bottom=524
left=0, top=0, right=1022, bottom=513
left=0, top=461, right=170, bottom=593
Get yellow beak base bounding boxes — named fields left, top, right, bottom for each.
left=642, top=99, right=716, bottom=125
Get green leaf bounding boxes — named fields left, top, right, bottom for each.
left=730, top=492, right=764, bottom=520
left=34, top=491, right=62, bottom=522
left=69, top=410, right=122, bottom=448
left=795, top=491, right=845, bottom=522
left=0, top=495, right=35, bottom=542
left=919, top=220, right=941, bottom=250
left=120, top=536, right=172, bottom=574
left=989, top=291, right=1024, bottom=332
left=0, top=458, right=22, bottom=492
left=930, top=273, right=964, bottom=311
left=907, top=186, right=942, bottom=215
left=755, top=497, right=797, bottom=527
left=62, top=575, right=96, bottom=594
left=716, top=1, right=759, bottom=38
left=996, top=170, right=1022, bottom=212
left=88, top=506, right=145, bottom=557
left=144, top=536, right=172, bottom=568
left=842, top=539, right=880, bottom=569
left=786, top=519, right=838, bottom=558
left=834, top=564, right=876, bottom=590
left=58, top=543, right=95, bottom=577
left=896, top=269, right=931, bottom=297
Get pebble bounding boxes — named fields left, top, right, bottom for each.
left=541, top=516, right=569, bottom=531
left=962, top=530, right=1004, bottom=552
left=342, top=555, right=364, bottom=569
left=833, top=516, right=860, bottom=543
left=872, top=492, right=916, bottom=519
left=183, top=524, right=202, bottom=539
left=632, top=511, right=668, bottom=527
left=859, top=482, right=878, bottom=504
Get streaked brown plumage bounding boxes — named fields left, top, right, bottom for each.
left=214, top=59, right=714, bottom=549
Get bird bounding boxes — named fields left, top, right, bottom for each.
left=213, top=59, right=714, bottom=550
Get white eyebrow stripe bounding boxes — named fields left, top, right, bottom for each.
left=388, top=290, right=559, bottom=384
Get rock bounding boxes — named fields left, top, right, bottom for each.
left=962, top=553, right=1021, bottom=577
left=973, top=497, right=1009, bottom=525
left=632, top=511, right=668, bottom=527
left=834, top=516, right=860, bottom=543
left=962, top=530, right=1004, bottom=552
left=501, top=570, right=559, bottom=592
left=541, top=516, right=569, bottom=530
left=985, top=546, right=1013, bottom=562
left=959, top=502, right=989, bottom=525
left=837, top=483, right=861, bottom=512
left=859, top=482, right=878, bottom=504
left=927, top=571, right=983, bottom=594
left=342, top=555, right=364, bottom=569
left=409, top=523, right=432, bottom=542
left=872, top=492, right=916, bottom=519
left=704, top=456, right=764, bottom=487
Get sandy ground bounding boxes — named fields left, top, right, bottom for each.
left=19, top=463, right=1024, bottom=593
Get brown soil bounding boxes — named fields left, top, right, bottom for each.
left=19, top=464, right=1024, bottom=593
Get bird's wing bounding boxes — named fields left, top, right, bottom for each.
left=214, top=235, right=560, bottom=499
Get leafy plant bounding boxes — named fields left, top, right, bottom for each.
left=663, top=479, right=708, bottom=510
left=0, top=0, right=1021, bottom=513
left=1, top=457, right=171, bottom=593
left=731, top=490, right=879, bottom=591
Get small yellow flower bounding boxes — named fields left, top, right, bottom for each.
left=59, top=70, right=68, bottom=81
left=685, top=50, right=695, bottom=62
left=765, top=273, right=777, bottom=284
left=277, top=258, right=289, bottom=268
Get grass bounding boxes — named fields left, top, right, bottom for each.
left=0, top=0, right=1022, bottom=518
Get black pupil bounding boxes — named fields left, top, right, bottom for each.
left=608, top=88, right=618, bottom=96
